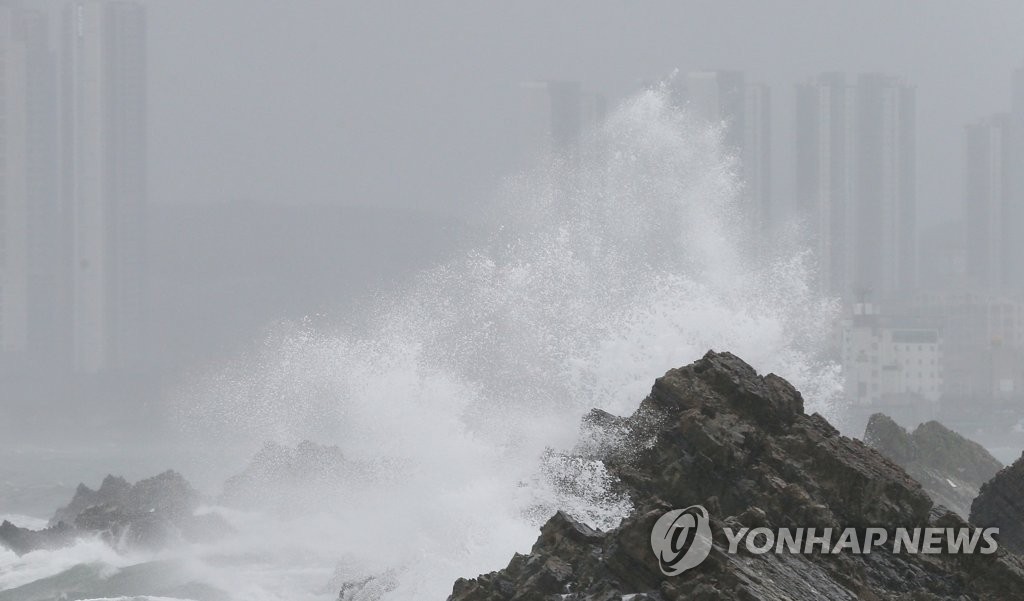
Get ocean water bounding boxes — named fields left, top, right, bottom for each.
left=1, top=86, right=842, bottom=601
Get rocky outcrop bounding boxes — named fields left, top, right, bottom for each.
left=335, top=571, right=399, bottom=601
left=449, top=351, right=1024, bottom=601
left=0, top=520, right=77, bottom=555
left=971, top=452, right=1024, bottom=555
left=221, top=440, right=356, bottom=511
left=49, top=474, right=132, bottom=526
left=863, top=413, right=1002, bottom=518
left=0, top=470, right=230, bottom=555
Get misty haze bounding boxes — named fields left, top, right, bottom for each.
left=2, top=2, right=1024, bottom=600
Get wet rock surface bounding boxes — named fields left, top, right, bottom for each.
left=0, top=470, right=230, bottom=554
left=972, top=452, right=1024, bottom=556
left=863, top=413, right=1002, bottom=518
left=0, top=520, right=77, bottom=555
left=448, top=351, right=1024, bottom=601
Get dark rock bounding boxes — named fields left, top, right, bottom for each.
left=449, top=351, right=1024, bottom=601
left=62, top=470, right=208, bottom=550
left=1, top=470, right=231, bottom=555
left=864, top=413, right=1002, bottom=518
left=971, top=452, right=1024, bottom=555
left=0, top=520, right=76, bottom=555
left=49, top=474, right=131, bottom=526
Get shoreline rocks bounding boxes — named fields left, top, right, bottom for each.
left=863, top=413, right=1002, bottom=518
left=448, top=351, right=1024, bottom=601
left=972, top=452, right=1024, bottom=555
left=0, top=470, right=231, bottom=555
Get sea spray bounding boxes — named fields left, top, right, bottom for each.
left=160, top=84, right=843, bottom=600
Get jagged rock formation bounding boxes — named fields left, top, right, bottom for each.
left=49, top=474, right=133, bottom=526
left=335, top=571, right=399, bottom=601
left=0, top=470, right=230, bottom=555
left=221, top=440, right=359, bottom=511
left=0, top=520, right=76, bottom=555
left=863, top=413, right=1002, bottom=518
left=449, top=351, right=1024, bottom=601
left=971, top=452, right=1024, bottom=555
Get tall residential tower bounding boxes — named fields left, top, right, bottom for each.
left=796, top=73, right=916, bottom=302
left=1007, top=64, right=1024, bottom=292
left=682, top=71, right=772, bottom=229
left=964, top=115, right=1013, bottom=292
left=0, top=4, right=61, bottom=366
left=517, top=80, right=606, bottom=158
left=63, top=1, right=146, bottom=374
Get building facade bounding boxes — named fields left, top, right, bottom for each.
left=683, top=71, right=772, bottom=229
left=745, top=82, right=772, bottom=228
left=1008, top=65, right=1024, bottom=293
left=842, top=303, right=942, bottom=405
left=964, top=114, right=1014, bottom=292
left=63, top=1, right=147, bottom=374
left=913, top=290, right=1024, bottom=399
left=796, top=73, right=855, bottom=297
left=517, top=80, right=606, bottom=159
left=796, top=73, right=916, bottom=302
left=0, top=4, right=62, bottom=367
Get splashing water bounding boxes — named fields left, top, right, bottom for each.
left=173, top=86, right=843, bottom=600
left=4, top=87, right=842, bottom=601
left=176, top=86, right=842, bottom=600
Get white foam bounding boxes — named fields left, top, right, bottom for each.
left=154, top=85, right=844, bottom=600
left=0, top=536, right=132, bottom=592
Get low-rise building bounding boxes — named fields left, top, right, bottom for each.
left=842, top=303, right=942, bottom=405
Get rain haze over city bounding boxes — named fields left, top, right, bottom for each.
left=3, top=2, right=1024, bottom=600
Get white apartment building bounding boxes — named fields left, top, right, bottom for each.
left=843, top=303, right=942, bottom=405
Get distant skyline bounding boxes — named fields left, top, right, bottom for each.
left=18, top=1, right=1018, bottom=233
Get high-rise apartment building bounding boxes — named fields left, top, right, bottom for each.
left=517, top=80, right=606, bottom=158
left=0, top=4, right=61, bottom=365
left=63, top=1, right=146, bottom=374
left=745, top=82, right=771, bottom=227
left=856, top=73, right=916, bottom=300
left=796, top=73, right=854, bottom=297
left=0, top=4, right=32, bottom=356
left=1008, top=65, right=1024, bottom=293
left=964, top=114, right=1013, bottom=292
left=682, top=71, right=772, bottom=229
left=796, top=73, right=916, bottom=302
left=685, top=71, right=747, bottom=154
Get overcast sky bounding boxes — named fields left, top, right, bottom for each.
left=115, top=1, right=1024, bottom=227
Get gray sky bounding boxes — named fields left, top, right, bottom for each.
left=134, top=1, right=1024, bottom=226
